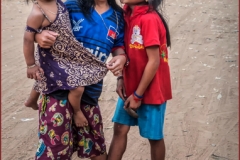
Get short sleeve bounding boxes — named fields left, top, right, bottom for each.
left=140, top=13, right=161, bottom=47
left=112, top=12, right=125, bottom=52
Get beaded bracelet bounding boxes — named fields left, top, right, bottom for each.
left=27, top=64, right=37, bottom=69
left=134, top=91, right=143, bottom=99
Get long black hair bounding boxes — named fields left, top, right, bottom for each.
left=77, top=0, right=123, bottom=20
left=148, top=0, right=171, bottom=47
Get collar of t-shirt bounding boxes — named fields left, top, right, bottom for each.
left=123, top=4, right=149, bottom=18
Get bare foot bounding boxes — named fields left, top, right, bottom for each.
left=25, top=98, right=39, bottom=110
left=74, top=111, right=88, bottom=127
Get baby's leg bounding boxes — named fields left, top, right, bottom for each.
left=25, top=89, right=39, bottom=110
left=68, top=86, right=87, bottom=127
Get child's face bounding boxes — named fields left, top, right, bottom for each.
left=121, top=0, right=145, bottom=5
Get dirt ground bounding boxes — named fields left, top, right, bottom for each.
left=1, top=0, right=239, bottom=159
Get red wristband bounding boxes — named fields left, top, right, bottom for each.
left=132, top=93, right=142, bottom=103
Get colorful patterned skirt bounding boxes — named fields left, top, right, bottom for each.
left=35, top=95, right=107, bottom=159
left=35, top=95, right=74, bottom=160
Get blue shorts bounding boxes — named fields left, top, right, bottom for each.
left=112, top=97, right=166, bottom=140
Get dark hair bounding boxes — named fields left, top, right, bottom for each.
left=77, top=0, right=123, bottom=20
left=26, top=0, right=34, bottom=4
left=148, top=0, right=171, bottom=47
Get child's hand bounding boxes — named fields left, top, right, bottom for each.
left=27, top=65, right=44, bottom=80
left=106, top=54, right=126, bottom=76
left=35, top=30, right=59, bottom=48
left=36, top=67, right=44, bottom=80
left=124, top=94, right=140, bottom=118
left=116, top=78, right=126, bottom=100
left=124, top=94, right=141, bottom=110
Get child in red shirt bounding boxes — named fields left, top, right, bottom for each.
left=108, top=0, right=172, bottom=159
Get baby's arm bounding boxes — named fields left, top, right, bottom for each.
left=23, top=4, right=44, bottom=80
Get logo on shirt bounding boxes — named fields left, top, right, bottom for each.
left=80, top=43, right=108, bottom=62
left=129, top=25, right=144, bottom=49
left=72, top=19, right=84, bottom=32
left=160, top=44, right=168, bottom=63
left=106, top=26, right=119, bottom=44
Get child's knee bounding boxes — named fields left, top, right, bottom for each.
left=76, top=86, right=84, bottom=92
left=149, top=139, right=165, bottom=147
left=113, top=123, right=130, bottom=137
left=71, top=86, right=84, bottom=95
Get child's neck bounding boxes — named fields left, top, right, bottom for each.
left=94, top=1, right=109, bottom=14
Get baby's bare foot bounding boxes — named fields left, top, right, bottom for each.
left=74, top=111, right=88, bottom=127
left=25, top=98, right=39, bottom=110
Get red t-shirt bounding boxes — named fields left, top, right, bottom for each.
left=123, top=5, right=172, bottom=105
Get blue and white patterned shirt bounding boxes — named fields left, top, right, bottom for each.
left=64, top=0, right=124, bottom=105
